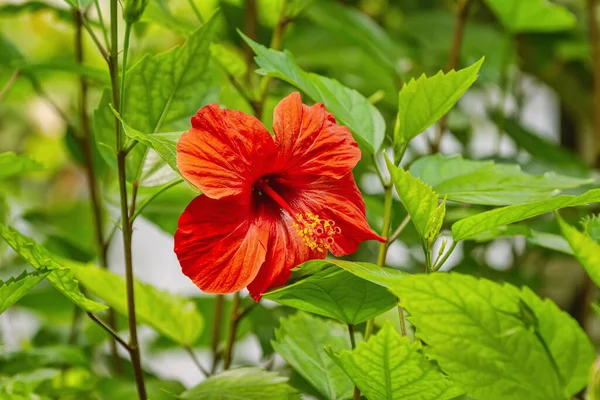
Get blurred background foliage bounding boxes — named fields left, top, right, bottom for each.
left=1, top=0, right=600, bottom=398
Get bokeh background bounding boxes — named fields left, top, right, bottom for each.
left=1, top=0, right=599, bottom=396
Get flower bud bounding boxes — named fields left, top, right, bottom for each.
left=123, top=0, right=148, bottom=24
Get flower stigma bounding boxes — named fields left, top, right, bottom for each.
left=255, top=178, right=340, bottom=251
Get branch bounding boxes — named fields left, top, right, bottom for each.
left=431, top=0, right=473, bottom=153
left=87, top=312, right=130, bottom=350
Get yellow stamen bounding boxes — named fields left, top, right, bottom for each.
left=293, top=212, right=341, bottom=251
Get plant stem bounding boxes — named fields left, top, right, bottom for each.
left=74, top=7, right=122, bottom=375
left=589, top=0, right=600, bottom=161
left=187, top=0, right=204, bottom=24
left=348, top=324, right=360, bottom=400
left=185, top=345, right=209, bottom=377
left=376, top=185, right=393, bottom=267
left=87, top=312, right=130, bottom=350
left=130, top=179, right=184, bottom=223
left=0, top=69, right=20, bottom=104
left=80, top=11, right=110, bottom=63
left=120, top=22, right=132, bottom=120
left=223, top=292, right=241, bottom=370
left=210, top=294, right=225, bottom=373
left=109, top=0, right=146, bottom=396
left=432, top=241, right=457, bottom=272
left=386, top=214, right=410, bottom=249
left=362, top=182, right=394, bottom=377
left=94, top=0, right=110, bottom=50
left=431, top=0, right=472, bottom=153
left=254, top=0, right=289, bottom=116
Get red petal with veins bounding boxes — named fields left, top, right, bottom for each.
left=174, top=195, right=269, bottom=293
left=294, top=173, right=385, bottom=256
left=273, top=92, right=361, bottom=180
left=247, top=211, right=325, bottom=301
left=177, top=104, right=277, bottom=200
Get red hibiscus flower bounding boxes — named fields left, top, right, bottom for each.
left=174, top=92, right=384, bottom=300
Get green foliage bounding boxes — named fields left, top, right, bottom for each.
left=0, top=152, right=43, bottom=180
left=393, top=58, right=483, bottom=162
left=241, top=33, right=385, bottom=154
left=94, top=13, right=218, bottom=180
left=452, top=188, right=600, bottom=241
left=272, top=312, right=354, bottom=399
left=411, top=154, right=591, bottom=205
left=305, top=1, right=404, bottom=78
left=557, top=214, right=600, bottom=287
left=388, top=273, right=594, bottom=400
left=483, top=0, right=576, bottom=33
left=491, top=112, right=590, bottom=176
left=0, top=269, right=49, bottom=314
left=180, top=367, right=301, bottom=399
left=0, top=368, right=60, bottom=397
left=303, top=259, right=403, bottom=289
left=263, top=262, right=397, bottom=325
left=385, top=155, right=445, bottom=249
left=0, top=225, right=107, bottom=312
left=329, top=322, right=463, bottom=400
left=72, top=263, right=203, bottom=345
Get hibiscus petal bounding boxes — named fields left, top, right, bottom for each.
left=247, top=213, right=325, bottom=301
left=177, top=104, right=278, bottom=200
left=272, top=92, right=361, bottom=180
left=174, top=195, right=269, bottom=294
left=295, top=174, right=385, bottom=256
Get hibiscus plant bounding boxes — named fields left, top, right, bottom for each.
left=1, top=0, right=600, bottom=399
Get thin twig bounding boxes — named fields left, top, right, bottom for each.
left=0, top=69, right=20, bottom=104
left=386, top=214, right=411, bottom=247
left=130, top=179, right=184, bottom=223
left=187, top=0, right=204, bottom=24
left=87, top=312, right=130, bottom=350
left=185, top=345, right=209, bottom=377
left=28, top=76, right=69, bottom=122
left=210, top=295, right=225, bottom=374
left=93, top=0, right=111, bottom=50
left=347, top=324, right=360, bottom=400
left=432, top=241, right=458, bottom=272
left=431, top=0, right=473, bottom=153
left=589, top=0, right=600, bottom=161
left=80, top=10, right=110, bottom=63
left=110, top=0, right=146, bottom=395
left=223, top=292, right=241, bottom=370
left=74, top=7, right=123, bottom=374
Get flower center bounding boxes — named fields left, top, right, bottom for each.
left=255, top=178, right=340, bottom=252
left=293, top=213, right=341, bottom=252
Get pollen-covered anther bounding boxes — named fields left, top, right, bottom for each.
left=293, top=212, right=341, bottom=252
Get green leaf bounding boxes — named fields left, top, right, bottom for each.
left=582, top=215, right=600, bottom=242
left=263, top=261, right=397, bottom=324
left=137, top=183, right=196, bottom=235
left=114, top=107, right=181, bottom=174
left=272, top=312, right=354, bottom=399
left=483, top=0, right=576, bottom=33
left=388, top=273, right=594, bottom=400
left=452, top=188, right=600, bottom=241
left=309, top=259, right=403, bottom=289
left=241, top=33, right=385, bottom=153
left=306, top=1, right=404, bottom=77
left=329, top=322, right=463, bottom=400
left=180, top=367, right=301, bottom=399
left=557, top=215, right=600, bottom=287
left=13, top=59, right=110, bottom=85
left=141, top=0, right=196, bottom=36
left=0, top=225, right=107, bottom=313
left=385, top=154, right=445, bottom=248
left=0, top=270, right=50, bottom=314
left=94, top=13, right=218, bottom=179
left=71, top=263, right=203, bottom=345
left=491, top=112, right=589, bottom=176
left=394, top=58, right=483, bottom=160
left=97, top=377, right=185, bottom=400
left=410, top=154, right=591, bottom=206
left=0, top=345, right=89, bottom=375
left=0, top=152, right=43, bottom=180
left=0, top=368, right=59, bottom=396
